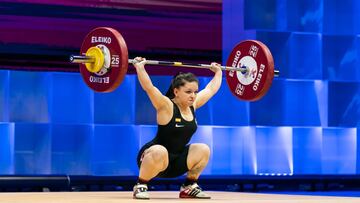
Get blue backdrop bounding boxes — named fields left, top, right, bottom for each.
left=1, top=0, right=360, bottom=176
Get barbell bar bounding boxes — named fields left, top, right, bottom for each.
left=70, top=55, right=268, bottom=73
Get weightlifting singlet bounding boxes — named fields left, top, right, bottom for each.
left=155, top=101, right=197, bottom=153
left=137, top=101, right=198, bottom=178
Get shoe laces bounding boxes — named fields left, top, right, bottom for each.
left=183, top=183, right=203, bottom=195
left=134, top=184, right=148, bottom=193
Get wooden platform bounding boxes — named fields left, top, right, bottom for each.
left=0, top=191, right=359, bottom=203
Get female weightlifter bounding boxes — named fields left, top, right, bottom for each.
left=132, top=57, right=222, bottom=199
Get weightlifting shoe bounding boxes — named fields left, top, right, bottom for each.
left=179, top=183, right=210, bottom=199
left=133, top=183, right=150, bottom=200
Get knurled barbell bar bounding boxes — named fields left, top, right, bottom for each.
left=70, top=27, right=279, bottom=101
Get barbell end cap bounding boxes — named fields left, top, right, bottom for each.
left=274, top=69, right=280, bottom=77
left=69, top=55, right=75, bottom=63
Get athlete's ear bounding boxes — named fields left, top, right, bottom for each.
left=173, top=88, right=179, bottom=97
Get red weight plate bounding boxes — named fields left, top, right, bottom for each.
left=80, top=27, right=128, bottom=92
left=225, top=40, right=274, bottom=101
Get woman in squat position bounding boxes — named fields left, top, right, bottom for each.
left=132, top=57, right=222, bottom=199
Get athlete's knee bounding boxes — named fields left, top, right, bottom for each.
left=188, top=144, right=210, bottom=165
left=147, top=145, right=169, bottom=167
left=193, top=143, right=210, bottom=158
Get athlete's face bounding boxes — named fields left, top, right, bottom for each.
left=174, top=81, right=199, bottom=106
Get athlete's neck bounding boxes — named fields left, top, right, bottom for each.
left=172, top=98, right=189, bottom=112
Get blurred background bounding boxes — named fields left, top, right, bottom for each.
left=0, top=0, right=360, bottom=192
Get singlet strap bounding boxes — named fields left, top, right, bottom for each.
left=171, top=100, right=179, bottom=115
left=190, top=106, right=196, bottom=117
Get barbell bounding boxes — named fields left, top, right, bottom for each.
left=70, top=27, right=279, bottom=101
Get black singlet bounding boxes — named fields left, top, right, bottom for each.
left=151, top=101, right=197, bottom=153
